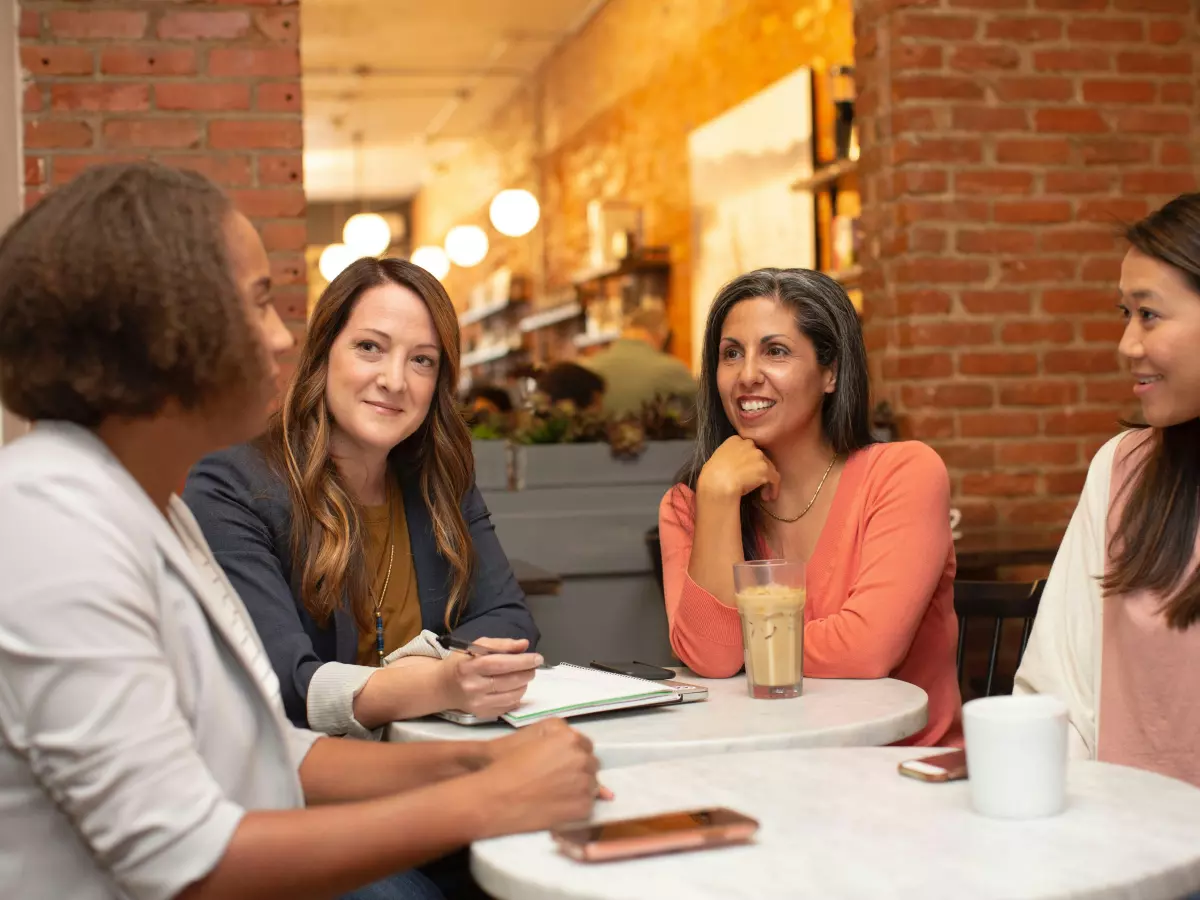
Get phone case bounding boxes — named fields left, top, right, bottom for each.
left=897, top=750, right=967, bottom=783
left=554, top=817, right=758, bottom=862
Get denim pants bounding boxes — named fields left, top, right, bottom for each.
left=339, top=868, right=444, bottom=900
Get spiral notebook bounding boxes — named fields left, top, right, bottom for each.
left=501, top=664, right=682, bottom=728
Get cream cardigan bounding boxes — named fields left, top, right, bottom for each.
left=1013, top=433, right=1123, bottom=760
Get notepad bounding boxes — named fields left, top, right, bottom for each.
left=501, top=664, right=682, bottom=727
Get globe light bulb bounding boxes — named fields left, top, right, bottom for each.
left=489, top=189, right=540, bottom=238
left=342, top=212, right=392, bottom=257
left=444, top=225, right=489, bottom=268
left=411, top=245, right=451, bottom=280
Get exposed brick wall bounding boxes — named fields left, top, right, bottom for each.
left=19, top=1, right=308, bottom=331
left=854, top=0, right=1200, bottom=531
left=413, top=0, right=856, bottom=367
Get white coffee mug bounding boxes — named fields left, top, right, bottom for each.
left=963, top=694, right=1068, bottom=819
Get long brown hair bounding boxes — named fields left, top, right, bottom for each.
left=1102, top=194, right=1200, bottom=629
left=262, top=257, right=475, bottom=633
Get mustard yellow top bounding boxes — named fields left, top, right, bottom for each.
left=357, top=487, right=422, bottom=666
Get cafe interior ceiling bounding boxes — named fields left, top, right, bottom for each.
left=302, top=0, right=607, bottom=202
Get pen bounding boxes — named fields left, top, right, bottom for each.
left=436, top=634, right=554, bottom=669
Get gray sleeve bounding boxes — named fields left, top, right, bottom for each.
left=0, top=484, right=243, bottom=900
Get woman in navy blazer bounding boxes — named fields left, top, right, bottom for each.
left=185, top=257, right=539, bottom=740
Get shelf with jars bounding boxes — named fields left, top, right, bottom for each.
left=458, top=266, right=531, bottom=377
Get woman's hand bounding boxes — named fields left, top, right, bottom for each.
left=697, top=435, right=780, bottom=503
left=473, top=718, right=602, bottom=837
left=439, top=637, right=540, bottom=718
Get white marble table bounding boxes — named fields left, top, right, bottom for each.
left=472, top=747, right=1200, bottom=900
left=387, top=672, right=927, bottom=768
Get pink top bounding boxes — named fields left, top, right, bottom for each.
left=659, top=441, right=962, bottom=747
left=1098, top=431, right=1200, bottom=787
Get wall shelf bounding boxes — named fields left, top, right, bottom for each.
left=459, top=297, right=513, bottom=326
left=518, top=301, right=584, bottom=333
left=461, top=344, right=517, bottom=368
left=572, top=330, right=621, bottom=349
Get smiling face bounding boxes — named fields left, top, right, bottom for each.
left=1118, top=247, right=1200, bottom=428
left=715, top=296, right=836, bottom=451
left=325, top=281, right=441, bottom=460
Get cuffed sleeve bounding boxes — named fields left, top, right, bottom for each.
left=305, top=662, right=384, bottom=741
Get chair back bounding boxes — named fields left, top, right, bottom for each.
left=645, top=525, right=664, bottom=597
left=953, top=579, right=1045, bottom=699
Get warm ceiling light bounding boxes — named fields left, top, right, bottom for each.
left=342, top=212, right=391, bottom=257
left=318, top=243, right=356, bottom=282
left=489, top=189, right=540, bottom=237
left=444, top=225, right=489, bottom=268
left=411, top=245, right=451, bottom=280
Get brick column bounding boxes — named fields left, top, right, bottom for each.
left=854, top=0, right=1198, bottom=531
left=19, top=2, right=308, bottom=331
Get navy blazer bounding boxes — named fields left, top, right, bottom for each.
left=182, top=442, right=539, bottom=728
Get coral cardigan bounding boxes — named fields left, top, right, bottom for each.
left=659, top=441, right=962, bottom=746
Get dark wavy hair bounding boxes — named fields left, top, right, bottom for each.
left=0, top=162, right=266, bottom=426
left=261, top=257, right=475, bottom=633
left=673, top=268, right=875, bottom=559
left=1102, top=193, right=1200, bottom=630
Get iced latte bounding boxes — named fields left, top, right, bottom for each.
left=733, top=559, right=806, bottom=699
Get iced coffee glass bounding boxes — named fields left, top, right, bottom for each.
left=733, top=559, right=806, bottom=699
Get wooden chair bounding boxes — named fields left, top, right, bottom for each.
left=954, top=579, right=1046, bottom=699
left=645, top=525, right=664, bottom=597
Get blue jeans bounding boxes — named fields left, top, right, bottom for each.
left=340, top=869, right=444, bottom=900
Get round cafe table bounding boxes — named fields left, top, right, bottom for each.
left=387, top=671, right=928, bottom=768
left=471, top=747, right=1200, bottom=900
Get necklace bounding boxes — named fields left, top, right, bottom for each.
left=372, top=490, right=396, bottom=666
left=757, top=455, right=839, bottom=524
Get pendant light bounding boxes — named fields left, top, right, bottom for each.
left=444, top=224, right=488, bottom=268
left=489, top=188, right=540, bottom=237
left=341, top=131, right=391, bottom=257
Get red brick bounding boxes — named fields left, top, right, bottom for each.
left=897, top=200, right=991, bottom=225
left=24, top=157, right=44, bottom=187
left=210, top=119, right=302, bottom=150
left=956, top=171, right=1033, bottom=195
left=994, top=77, right=1074, bottom=103
left=949, top=0, right=1027, bottom=8
left=229, top=189, right=306, bottom=218
left=158, top=155, right=253, bottom=187
left=957, top=229, right=1037, bottom=255
left=19, top=10, right=40, bottom=39
left=1081, top=80, right=1155, bottom=105
left=23, top=84, right=43, bottom=114
left=1078, top=199, right=1149, bottom=223
left=889, top=108, right=940, bottom=135
left=1148, top=20, right=1186, bottom=45
left=1001, top=499, right=1078, bottom=526
left=949, top=46, right=1020, bottom=71
left=996, top=139, right=1070, bottom=165
left=955, top=500, right=999, bottom=528
left=882, top=353, right=954, bottom=380
left=951, top=107, right=1028, bottom=132
left=50, top=84, right=149, bottom=113
left=1044, top=171, right=1115, bottom=194
left=1085, top=379, right=1133, bottom=403
left=255, top=10, right=300, bottom=42
left=255, top=82, right=303, bottom=113
left=893, top=44, right=944, bottom=72
left=1001, top=258, right=1078, bottom=284
left=21, top=46, right=94, bottom=77
left=1122, top=171, right=1197, bottom=195
left=909, top=228, right=948, bottom=253
left=895, top=14, right=979, bottom=40
left=1002, top=321, right=1075, bottom=344
left=101, top=46, right=197, bottom=77
left=50, top=154, right=142, bottom=185
left=892, top=139, right=983, bottom=165
left=1033, top=50, right=1111, bottom=72
left=1066, top=18, right=1143, bottom=42
left=272, top=285, right=308, bottom=321
left=208, top=48, right=300, bottom=78
left=1161, top=142, right=1193, bottom=166
left=1044, top=348, right=1119, bottom=374
left=1113, top=0, right=1188, bottom=9
left=103, top=119, right=202, bottom=150
left=1041, top=228, right=1118, bottom=253
left=1035, top=109, right=1108, bottom=134
left=960, top=412, right=1040, bottom=438
left=1036, top=0, right=1106, bottom=9
left=158, top=11, right=251, bottom=40
left=902, top=383, right=995, bottom=409
left=960, top=352, right=1039, bottom=376
left=1081, top=257, right=1120, bottom=283
left=1000, top=381, right=1079, bottom=406
left=961, top=290, right=1033, bottom=314
left=894, top=290, right=953, bottom=315
left=903, top=412, right=957, bottom=439
left=1045, top=410, right=1119, bottom=436
left=1118, top=53, right=1192, bottom=76
left=1082, top=320, right=1125, bottom=343
left=894, top=259, right=991, bottom=286
left=257, top=154, right=303, bottom=185
left=25, top=120, right=93, bottom=150
left=928, top=442, right=996, bottom=470
left=994, top=200, right=1072, bottom=224
left=1044, top=470, right=1087, bottom=495
left=156, top=83, right=251, bottom=112
left=1079, top=140, right=1153, bottom=165
left=894, top=170, right=948, bottom=194
left=1112, top=110, right=1190, bottom=135
left=258, top=221, right=309, bottom=252
left=963, top=472, right=1040, bottom=497
left=998, top=441, right=1078, bottom=466
left=1160, top=83, right=1194, bottom=105
left=270, top=254, right=306, bottom=287
left=47, top=10, right=147, bottom=40
left=893, top=76, right=985, bottom=102
left=897, top=321, right=994, bottom=347
left=984, top=17, right=1062, bottom=42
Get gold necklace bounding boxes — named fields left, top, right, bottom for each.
left=371, top=491, right=396, bottom=666
left=757, top=455, right=839, bottom=524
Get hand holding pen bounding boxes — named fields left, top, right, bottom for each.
left=435, top=634, right=543, bottom=719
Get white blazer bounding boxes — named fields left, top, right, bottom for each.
left=0, top=422, right=320, bottom=900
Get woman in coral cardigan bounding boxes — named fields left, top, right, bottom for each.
left=659, top=268, right=961, bottom=746
left=1015, top=193, right=1200, bottom=787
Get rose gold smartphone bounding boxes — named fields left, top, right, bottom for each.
left=897, top=748, right=968, bottom=783
left=551, top=808, right=759, bottom=862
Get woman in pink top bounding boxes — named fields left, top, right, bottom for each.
left=659, top=268, right=961, bottom=746
left=1016, top=193, right=1200, bottom=787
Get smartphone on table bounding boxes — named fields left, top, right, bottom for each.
left=897, top=749, right=968, bottom=782
left=551, top=807, right=759, bottom=862
left=590, top=660, right=676, bottom=680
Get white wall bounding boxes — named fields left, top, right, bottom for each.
left=0, top=4, right=26, bottom=443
